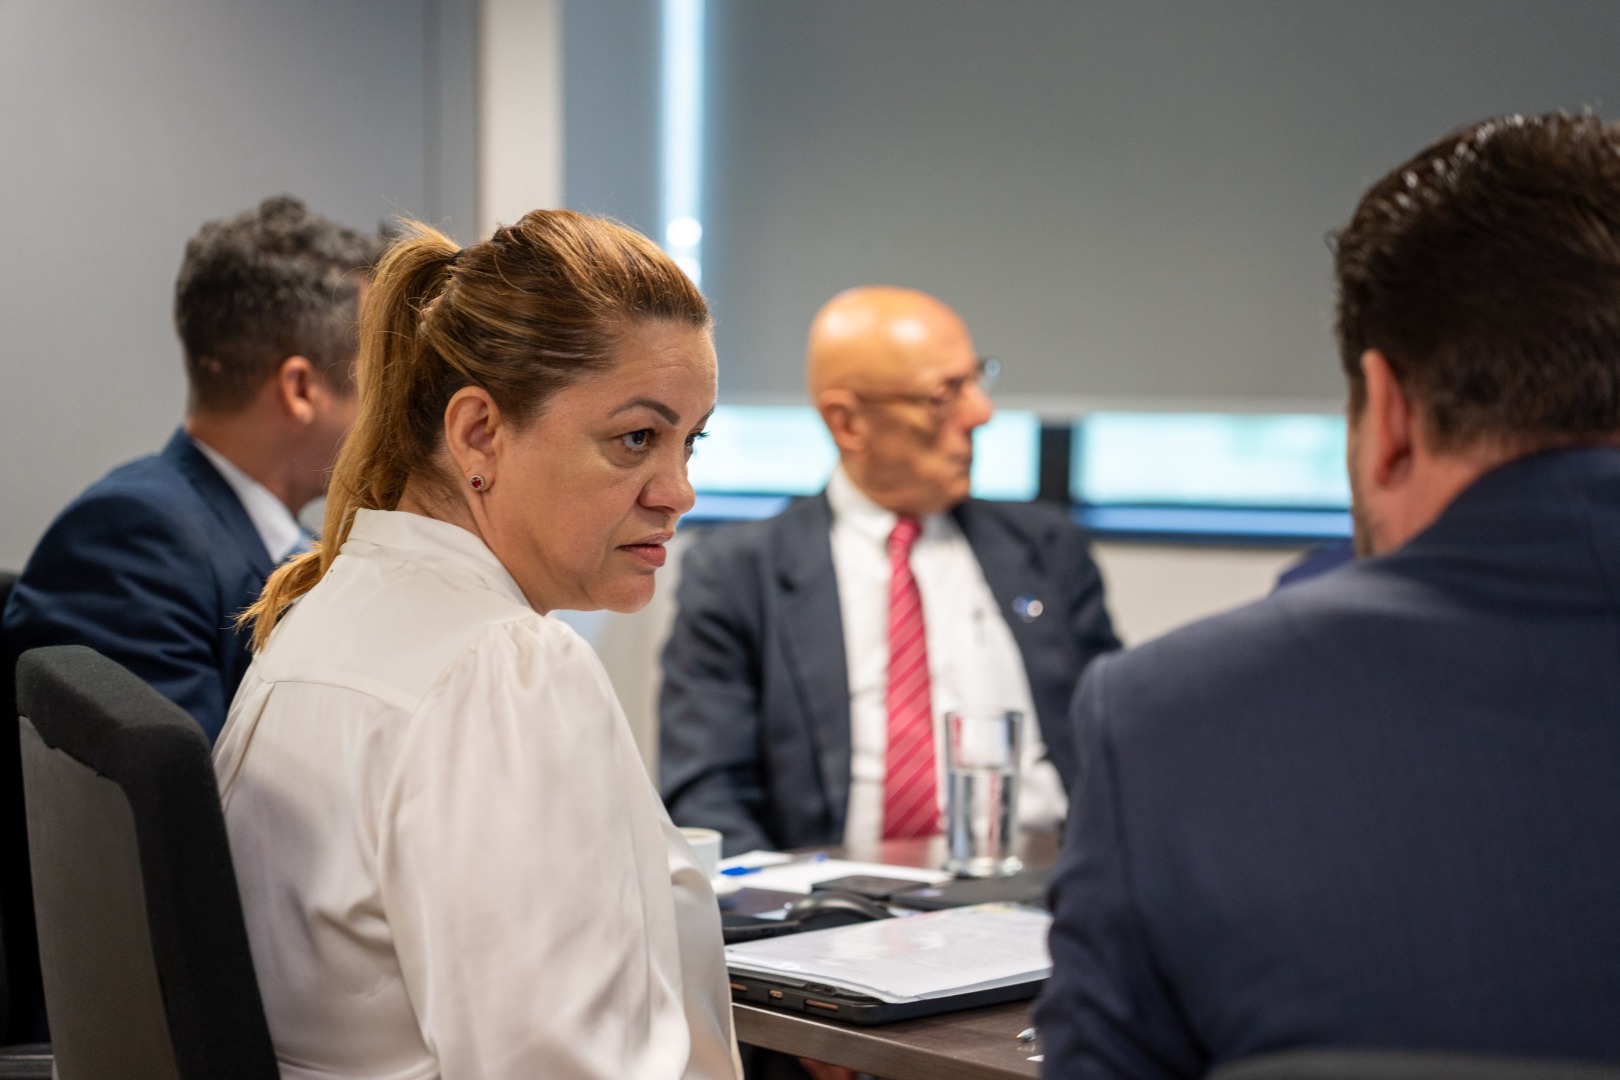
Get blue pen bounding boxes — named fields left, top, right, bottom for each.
left=719, top=852, right=827, bottom=877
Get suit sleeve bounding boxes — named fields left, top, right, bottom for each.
left=658, top=530, right=774, bottom=856
left=1035, top=659, right=1205, bottom=1080
left=5, top=491, right=232, bottom=739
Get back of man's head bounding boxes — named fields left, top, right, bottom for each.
left=1335, top=112, right=1620, bottom=453
left=174, top=195, right=385, bottom=417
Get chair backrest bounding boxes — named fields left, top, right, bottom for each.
left=16, top=645, right=277, bottom=1080
left=1209, top=1050, right=1620, bottom=1080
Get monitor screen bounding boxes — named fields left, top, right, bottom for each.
left=1072, top=412, right=1350, bottom=509
left=689, top=405, right=1041, bottom=502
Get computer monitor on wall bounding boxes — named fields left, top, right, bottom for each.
left=686, top=405, right=1041, bottom=520
left=1070, top=412, right=1352, bottom=541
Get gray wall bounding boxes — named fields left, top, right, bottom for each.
left=562, top=0, right=662, bottom=237
left=12, top=1, right=1620, bottom=561
left=571, top=1, right=1620, bottom=409
left=0, top=0, right=477, bottom=568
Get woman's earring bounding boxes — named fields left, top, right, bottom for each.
left=469, top=474, right=488, bottom=492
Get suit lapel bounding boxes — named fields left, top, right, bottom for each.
left=954, top=500, right=1046, bottom=659
left=772, top=494, right=854, bottom=830
left=162, top=429, right=277, bottom=581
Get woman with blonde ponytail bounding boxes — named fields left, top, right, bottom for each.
left=213, top=210, right=741, bottom=1079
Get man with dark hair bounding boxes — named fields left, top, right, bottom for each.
left=1036, top=113, right=1620, bottom=1077
left=5, top=196, right=383, bottom=739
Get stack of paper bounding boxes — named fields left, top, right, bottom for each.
left=725, top=903, right=1052, bottom=1005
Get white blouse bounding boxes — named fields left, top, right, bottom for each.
left=214, top=509, right=741, bottom=1080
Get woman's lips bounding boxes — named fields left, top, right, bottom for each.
left=621, top=542, right=668, bottom=567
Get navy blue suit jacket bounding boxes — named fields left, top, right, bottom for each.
left=659, top=494, right=1120, bottom=856
left=5, top=429, right=274, bottom=742
left=1036, top=448, right=1620, bottom=1078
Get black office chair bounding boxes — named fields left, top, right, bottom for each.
left=17, top=644, right=278, bottom=1080
left=1209, top=1050, right=1620, bottom=1080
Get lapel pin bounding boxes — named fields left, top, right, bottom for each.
left=1013, top=596, right=1044, bottom=622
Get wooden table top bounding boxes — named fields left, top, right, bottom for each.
left=729, top=832, right=1059, bottom=1080
left=734, top=999, right=1041, bottom=1080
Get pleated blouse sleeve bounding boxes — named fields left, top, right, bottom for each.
left=374, top=615, right=727, bottom=1080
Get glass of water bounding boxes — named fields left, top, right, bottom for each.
left=943, top=708, right=1024, bottom=877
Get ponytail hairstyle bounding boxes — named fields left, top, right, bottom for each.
left=243, top=208, right=710, bottom=649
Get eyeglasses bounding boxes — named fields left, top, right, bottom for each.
left=853, top=356, right=1000, bottom=421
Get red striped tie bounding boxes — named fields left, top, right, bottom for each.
left=883, top=516, right=939, bottom=840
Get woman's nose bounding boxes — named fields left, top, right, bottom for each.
left=643, top=456, right=697, bottom=517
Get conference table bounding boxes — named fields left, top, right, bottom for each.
left=729, top=832, right=1059, bottom=1080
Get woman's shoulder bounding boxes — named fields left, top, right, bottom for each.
left=425, top=612, right=610, bottom=706
left=255, top=550, right=561, bottom=711
left=443, top=607, right=596, bottom=671
left=390, top=613, right=628, bottom=775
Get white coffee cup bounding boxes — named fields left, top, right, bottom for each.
left=678, top=826, right=723, bottom=882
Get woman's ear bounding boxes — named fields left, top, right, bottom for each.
left=442, top=387, right=502, bottom=484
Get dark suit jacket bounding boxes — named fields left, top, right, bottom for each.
left=659, top=493, right=1120, bottom=856
left=1035, top=447, right=1620, bottom=1079
left=4, top=429, right=274, bottom=742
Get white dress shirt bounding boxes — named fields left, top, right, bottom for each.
left=192, top=437, right=307, bottom=562
left=214, top=509, right=741, bottom=1080
left=826, top=467, right=1066, bottom=849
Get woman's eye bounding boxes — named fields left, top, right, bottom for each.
left=619, top=429, right=653, bottom=451
left=684, top=430, right=709, bottom=456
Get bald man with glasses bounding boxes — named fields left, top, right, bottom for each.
left=659, top=286, right=1120, bottom=857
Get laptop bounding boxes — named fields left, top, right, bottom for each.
left=725, top=903, right=1051, bottom=1026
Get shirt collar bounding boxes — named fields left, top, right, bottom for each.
left=342, top=508, right=531, bottom=609
left=191, top=438, right=306, bottom=563
left=826, top=464, right=950, bottom=546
